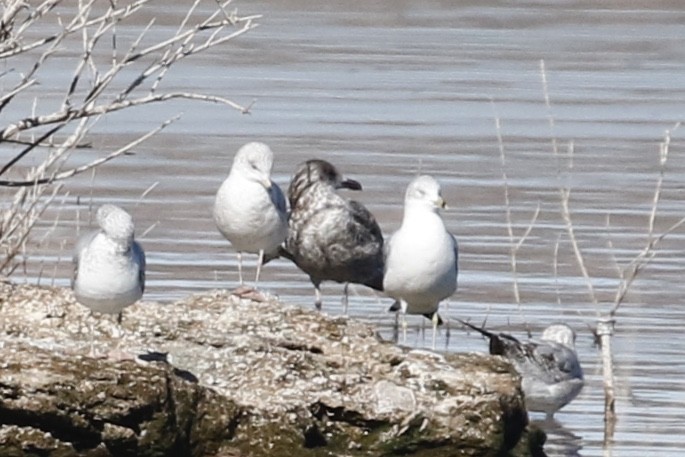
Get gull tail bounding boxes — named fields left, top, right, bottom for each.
left=262, top=245, right=295, bottom=265
left=364, top=269, right=384, bottom=292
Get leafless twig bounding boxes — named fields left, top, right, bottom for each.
left=0, top=0, right=258, bottom=274
left=491, top=100, right=540, bottom=334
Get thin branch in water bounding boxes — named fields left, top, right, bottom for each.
left=0, top=116, right=181, bottom=187
left=610, top=122, right=683, bottom=316
left=491, top=98, right=540, bottom=334
left=541, top=59, right=598, bottom=308
left=140, top=221, right=159, bottom=239
left=136, top=181, right=159, bottom=207
left=553, top=234, right=563, bottom=307
left=0, top=122, right=69, bottom=178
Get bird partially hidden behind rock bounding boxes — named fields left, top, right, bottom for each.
left=214, top=142, right=288, bottom=297
left=277, top=159, right=384, bottom=312
left=459, top=320, right=584, bottom=419
left=72, top=204, right=145, bottom=357
left=383, top=175, right=458, bottom=350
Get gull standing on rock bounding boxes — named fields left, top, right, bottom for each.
left=73, top=204, right=145, bottom=317
left=280, top=159, right=384, bottom=312
left=459, top=320, right=584, bottom=419
left=214, top=142, right=288, bottom=294
left=72, top=204, right=145, bottom=355
left=383, top=175, right=458, bottom=350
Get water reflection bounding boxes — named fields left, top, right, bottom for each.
left=531, top=418, right=583, bottom=457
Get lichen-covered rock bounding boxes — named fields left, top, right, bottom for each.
left=0, top=281, right=543, bottom=456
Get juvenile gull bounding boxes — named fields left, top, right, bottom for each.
left=280, top=159, right=384, bottom=311
left=383, top=175, right=458, bottom=350
left=214, top=142, right=288, bottom=292
left=72, top=204, right=145, bottom=355
left=460, top=320, right=584, bottom=419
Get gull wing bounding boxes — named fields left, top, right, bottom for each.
left=71, top=230, right=98, bottom=288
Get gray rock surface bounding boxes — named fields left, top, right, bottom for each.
left=0, top=281, right=544, bottom=456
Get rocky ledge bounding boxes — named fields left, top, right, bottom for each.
left=0, top=281, right=544, bottom=456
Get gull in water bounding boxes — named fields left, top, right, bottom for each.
left=72, top=204, right=145, bottom=355
left=214, top=142, right=288, bottom=294
left=279, top=159, right=384, bottom=311
left=383, top=175, right=458, bottom=350
left=459, top=320, right=584, bottom=419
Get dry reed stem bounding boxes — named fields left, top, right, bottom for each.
left=610, top=123, right=684, bottom=316
left=491, top=99, right=540, bottom=334
left=540, top=59, right=684, bottom=441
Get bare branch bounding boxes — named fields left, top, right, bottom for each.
left=1, top=91, right=248, bottom=142
left=540, top=60, right=599, bottom=308
left=0, top=0, right=257, bottom=274
left=610, top=122, right=682, bottom=315
left=0, top=116, right=180, bottom=187
left=491, top=99, right=541, bottom=334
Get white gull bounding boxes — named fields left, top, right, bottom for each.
left=72, top=204, right=145, bottom=317
left=213, top=142, right=288, bottom=292
left=383, top=175, right=458, bottom=350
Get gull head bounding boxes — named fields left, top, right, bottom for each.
left=289, top=159, right=361, bottom=204
left=405, top=175, right=446, bottom=210
left=541, top=324, right=577, bottom=349
left=232, top=142, right=274, bottom=190
left=96, top=204, right=135, bottom=243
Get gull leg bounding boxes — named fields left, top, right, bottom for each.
left=255, top=249, right=264, bottom=287
left=232, top=252, right=254, bottom=296
left=399, top=300, right=409, bottom=345
left=443, top=300, right=451, bottom=350
left=111, top=312, right=123, bottom=339
left=402, top=312, right=408, bottom=345
left=314, top=284, right=323, bottom=311
left=392, top=309, right=399, bottom=343
left=431, top=312, right=439, bottom=351
left=237, top=252, right=244, bottom=286
left=342, top=283, right=349, bottom=316
left=88, top=318, right=97, bottom=358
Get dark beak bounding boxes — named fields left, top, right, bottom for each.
left=338, top=178, right=362, bottom=191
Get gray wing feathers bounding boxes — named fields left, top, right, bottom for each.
left=526, top=341, right=580, bottom=384
left=133, top=240, right=146, bottom=294
left=72, top=230, right=98, bottom=288
left=269, top=181, right=288, bottom=216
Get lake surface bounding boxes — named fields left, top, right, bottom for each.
left=4, top=1, right=685, bottom=455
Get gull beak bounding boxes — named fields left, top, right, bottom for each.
left=261, top=176, right=273, bottom=190
left=338, top=178, right=362, bottom=191
left=436, top=197, right=447, bottom=209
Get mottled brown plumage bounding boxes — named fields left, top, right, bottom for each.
left=281, top=159, right=384, bottom=310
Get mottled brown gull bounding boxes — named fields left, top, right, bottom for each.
left=279, top=159, right=384, bottom=311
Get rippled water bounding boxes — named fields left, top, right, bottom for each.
left=5, top=1, right=685, bottom=455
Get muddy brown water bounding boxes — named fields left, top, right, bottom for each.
left=4, top=1, right=685, bottom=455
